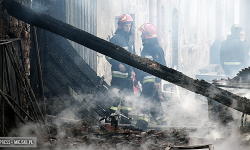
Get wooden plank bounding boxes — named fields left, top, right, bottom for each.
left=35, top=28, right=111, bottom=117
left=45, top=31, right=101, bottom=86
left=168, top=144, right=213, bottom=149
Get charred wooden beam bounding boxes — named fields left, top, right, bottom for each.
left=0, top=89, right=26, bottom=123
left=3, top=0, right=250, bottom=114
left=1, top=44, right=5, bottom=136
left=4, top=93, right=35, bottom=122
left=31, top=25, right=47, bottom=124
left=167, top=144, right=214, bottom=150
left=4, top=41, right=44, bottom=124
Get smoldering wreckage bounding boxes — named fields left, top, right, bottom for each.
left=1, top=0, right=250, bottom=149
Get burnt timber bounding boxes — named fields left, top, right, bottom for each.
left=2, top=0, right=250, bottom=115
left=34, top=28, right=112, bottom=120
left=0, top=39, right=47, bottom=136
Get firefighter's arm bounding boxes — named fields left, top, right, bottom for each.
left=155, top=46, right=166, bottom=83
left=153, top=82, right=160, bottom=89
left=119, top=63, right=126, bottom=72
left=107, top=38, right=122, bottom=69
left=132, top=68, right=140, bottom=85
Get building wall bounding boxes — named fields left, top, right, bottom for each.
left=159, top=0, right=211, bottom=78
left=65, top=0, right=97, bottom=72
left=240, top=0, right=250, bottom=38
left=0, top=0, right=31, bottom=135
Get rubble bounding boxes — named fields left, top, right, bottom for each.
left=35, top=123, right=199, bottom=150
left=2, top=1, right=250, bottom=149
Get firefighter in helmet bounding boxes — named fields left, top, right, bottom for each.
left=106, top=14, right=135, bottom=124
left=220, top=24, right=249, bottom=78
left=135, top=23, right=167, bottom=130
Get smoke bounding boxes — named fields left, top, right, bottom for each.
left=188, top=121, right=250, bottom=150
left=184, top=83, right=250, bottom=149
left=7, top=82, right=250, bottom=149
left=161, top=85, right=208, bottom=128
left=214, top=131, right=249, bottom=150
left=31, top=1, right=48, bottom=13
left=8, top=123, right=44, bottom=138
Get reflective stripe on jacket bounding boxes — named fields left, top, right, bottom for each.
left=224, top=62, right=241, bottom=65
left=137, top=38, right=166, bottom=84
left=137, top=114, right=149, bottom=122
left=142, top=76, right=156, bottom=84
left=108, top=29, right=135, bottom=79
left=155, top=115, right=167, bottom=124
left=110, top=106, right=117, bottom=111
left=120, top=106, right=132, bottom=111
left=112, top=71, right=129, bottom=78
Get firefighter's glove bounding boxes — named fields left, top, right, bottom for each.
left=153, top=82, right=160, bottom=89
left=119, top=63, right=126, bottom=73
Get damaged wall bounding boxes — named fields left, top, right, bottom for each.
left=160, top=0, right=212, bottom=78
left=65, top=0, right=98, bottom=72
left=0, top=0, right=31, bottom=76
left=0, top=0, right=31, bottom=135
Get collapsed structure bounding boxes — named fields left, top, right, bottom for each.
left=3, top=0, right=250, bottom=114
left=1, top=0, right=250, bottom=149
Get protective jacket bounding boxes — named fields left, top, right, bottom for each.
left=108, top=29, right=135, bottom=84
left=136, top=38, right=166, bottom=84
left=220, top=34, right=249, bottom=77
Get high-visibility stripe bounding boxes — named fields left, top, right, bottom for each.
left=155, top=115, right=167, bottom=124
left=155, top=118, right=167, bottom=124
left=137, top=117, right=149, bottom=122
left=110, top=106, right=117, bottom=110
left=120, top=15, right=127, bottom=21
left=143, top=76, right=156, bottom=80
left=141, top=24, right=145, bottom=31
left=112, top=71, right=129, bottom=78
left=143, top=76, right=156, bottom=84
left=143, top=79, right=155, bottom=84
left=105, top=56, right=112, bottom=60
left=224, top=62, right=241, bottom=65
left=152, top=34, right=157, bottom=37
left=120, top=106, right=132, bottom=111
left=155, top=115, right=165, bottom=120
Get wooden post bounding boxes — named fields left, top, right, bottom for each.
left=157, top=0, right=162, bottom=45
left=31, top=0, right=47, bottom=125
left=1, top=45, right=5, bottom=136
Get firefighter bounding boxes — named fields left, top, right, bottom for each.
left=106, top=14, right=135, bottom=124
left=220, top=24, right=249, bottom=78
left=135, top=23, right=167, bottom=130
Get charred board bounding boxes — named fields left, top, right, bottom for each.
left=230, top=67, right=250, bottom=84
left=36, top=29, right=112, bottom=119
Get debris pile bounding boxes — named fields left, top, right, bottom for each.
left=39, top=123, right=195, bottom=150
